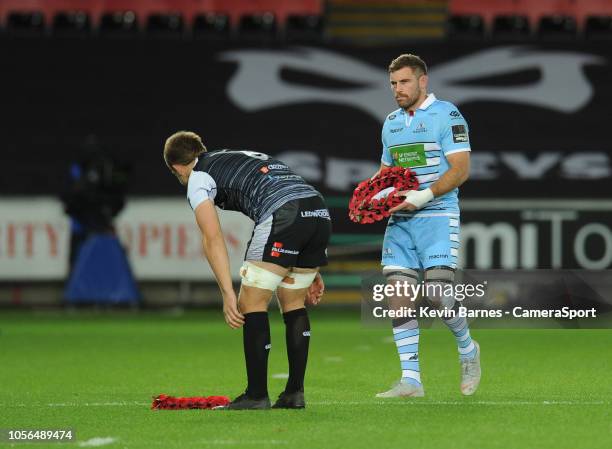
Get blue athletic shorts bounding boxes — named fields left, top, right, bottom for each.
left=381, top=215, right=460, bottom=270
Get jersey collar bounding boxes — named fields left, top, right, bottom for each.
left=398, top=93, right=437, bottom=116
left=418, top=93, right=436, bottom=110
left=187, top=157, right=199, bottom=182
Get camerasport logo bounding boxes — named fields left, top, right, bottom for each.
left=270, top=242, right=299, bottom=257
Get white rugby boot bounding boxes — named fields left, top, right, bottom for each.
left=376, top=380, right=425, bottom=398
left=460, top=341, right=481, bottom=396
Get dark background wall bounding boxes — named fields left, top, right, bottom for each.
left=2, top=39, right=610, bottom=199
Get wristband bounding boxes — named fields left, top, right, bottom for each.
left=402, top=188, right=434, bottom=209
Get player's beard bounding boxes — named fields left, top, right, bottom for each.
left=396, top=88, right=422, bottom=111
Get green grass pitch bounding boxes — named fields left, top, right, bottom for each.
left=1, top=310, right=610, bottom=449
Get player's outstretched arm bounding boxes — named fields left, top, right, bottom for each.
left=194, top=200, right=244, bottom=328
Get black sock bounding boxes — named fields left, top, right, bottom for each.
left=283, top=308, right=310, bottom=394
left=242, top=311, right=271, bottom=399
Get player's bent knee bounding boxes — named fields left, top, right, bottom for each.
left=240, top=261, right=284, bottom=291
left=279, top=271, right=317, bottom=289
left=424, top=266, right=455, bottom=310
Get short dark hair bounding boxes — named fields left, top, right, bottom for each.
left=388, top=54, right=428, bottom=75
left=163, top=131, right=206, bottom=168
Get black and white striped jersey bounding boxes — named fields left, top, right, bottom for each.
left=187, top=149, right=320, bottom=224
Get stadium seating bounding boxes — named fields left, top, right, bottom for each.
left=238, top=13, right=278, bottom=40
left=52, top=11, right=91, bottom=37
left=538, top=15, right=578, bottom=39
left=5, top=11, right=46, bottom=36
left=146, top=13, right=184, bottom=37
left=584, top=15, right=612, bottom=39
left=284, top=14, right=324, bottom=42
left=193, top=13, right=231, bottom=39
left=99, top=11, right=139, bottom=36
left=447, top=14, right=485, bottom=39
left=1, top=0, right=612, bottom=41
left=492, top=15, right=531, bottom=40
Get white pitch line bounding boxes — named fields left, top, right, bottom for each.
left=200, top=440, right=287, bottom=446
left=111, top=440, right=288, bottom=446
left=78, top=437, right=117, bottom=447
left=310, top=400, right=608, bottom=406
left=0, top=401, right=150, bottom=407
left=48, top=401, right=150, bottom=407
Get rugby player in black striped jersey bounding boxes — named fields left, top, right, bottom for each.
left=163, top=131, right=332, bottom=410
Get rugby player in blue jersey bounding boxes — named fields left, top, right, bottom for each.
left=375, top=54, right=481, bottom=397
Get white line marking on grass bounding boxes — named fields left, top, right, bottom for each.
left=47, top=401, right=149, bottom=407
left=78, top=437, right=117, bottom=447
left=201, top=440, right=287, bottom=446
left=272, top=373, right=289, bottom=379
left=310, top=400, right=607, bottom=406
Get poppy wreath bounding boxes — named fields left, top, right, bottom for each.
left=348, top=166, right=419, bottom=224
left=151, top=394, right=231, bottom=410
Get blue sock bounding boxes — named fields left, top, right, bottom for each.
left=392, top=318, right=421, bottom=386
left=442, top=314, right=476, bottom=360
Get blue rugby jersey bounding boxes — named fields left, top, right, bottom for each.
left=381, top=93, right=471, bottom=217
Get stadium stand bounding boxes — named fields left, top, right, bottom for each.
left=5, top=10, right=45, bottom=36
left=491, top=14, right=531, bottom=39
left=0, top=0, right=323, bottom=32
left=238, top=12, right=278, bottom=39
left=1, top=0, right=611, bottom=40
left=193, top=12, right=231, bottom=39
left=584, top=14, right=612, bottom=39
left=52, top=11, right=91, bottom=36
left=450, top=0, right=612, bottom=34
left=447, top=13, right=485, bottom=39
left=99, top=10, right=139, bottom=36
left=145, top=12, right=184, bottom=36
left=538, top=14, right=578, bottom=39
